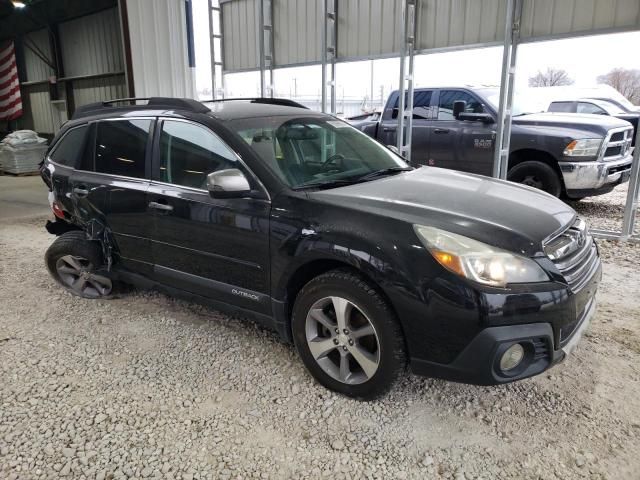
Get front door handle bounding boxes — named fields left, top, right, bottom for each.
left=383, top=126, right=396, bottom=132
left=148, top=201, right=174, bottom=212
left=72, top=186, right=89, bottom=197
left=433, top=128, right=450, bottom=134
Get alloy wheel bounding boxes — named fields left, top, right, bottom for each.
left=55, top=255, right=112, bottom=298
left=304, top=296, right=380, bottom=385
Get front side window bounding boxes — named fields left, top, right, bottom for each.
left=94, top=119, right=150, bottom=178
left=50, top=125, right=88, bottom=167
left=230, top=116, right=407, bottom=188
left=159, top=120, right=238, bottom=189
left=577, top=102, right=606, bottom=115
left=437, top=90, right=485, bottom=120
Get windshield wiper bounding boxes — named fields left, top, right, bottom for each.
left=292, top=178, right=359, bottom=190
left=352, top=166, right=413, bottom=182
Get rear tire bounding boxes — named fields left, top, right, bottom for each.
left=507, top=161, right=562, bottom=197
left=291, top=269, right=406, bottom=400
left=45, top=231, right=116, bottom=299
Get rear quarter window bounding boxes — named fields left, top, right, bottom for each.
left=49, top=125, right=88, bottom=167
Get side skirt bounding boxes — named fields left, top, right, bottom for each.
left=111, top=268, right=290, bottom=340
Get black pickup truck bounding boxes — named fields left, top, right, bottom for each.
left=352, top=87, right=634, bottom=199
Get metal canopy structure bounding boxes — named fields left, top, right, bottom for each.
left=214, top=0, right=640, bottom=240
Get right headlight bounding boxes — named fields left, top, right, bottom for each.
left=563, top=138, right=602, bottom=157
left=414, top=225, right=549, bottom=287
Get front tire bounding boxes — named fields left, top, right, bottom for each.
left=292, top=269, right=406, bottom=400
left=45, top=231, right=115, bottom=299
left=507, top=161, right=562, bottom=197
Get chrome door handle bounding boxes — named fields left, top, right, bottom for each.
left=148, top=201, right=173, bottom=212
left=383, top=126, right=396, bottom=132
left=72, top=187, right=89, bottom=197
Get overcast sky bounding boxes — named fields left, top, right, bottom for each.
left=192, top=0, right=640, bottom=103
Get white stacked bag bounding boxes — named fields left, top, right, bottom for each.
left=0, top=130, right=48, bottom=174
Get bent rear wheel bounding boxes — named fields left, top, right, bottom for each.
left=45, top=231, right=115, bottom=299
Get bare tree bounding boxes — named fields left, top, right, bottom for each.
left=597, top=68, right=640, bottom=105
left=528, top=68, right=574, bottom=87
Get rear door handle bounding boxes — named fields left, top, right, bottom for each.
left=148, top=201, right=174, bottom=212
left=433, top=128, right=449, bottom=134
left=72, top=186, right=89, bottom=197
left=383, top=126, right=396, bottom=132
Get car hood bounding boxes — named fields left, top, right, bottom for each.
left=308, top=167, right=576, bottom=257
left=513, top=112, right=630, bottom=131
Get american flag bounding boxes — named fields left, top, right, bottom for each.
left=0, top=41, right=22, bottom=121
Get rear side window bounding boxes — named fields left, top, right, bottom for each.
left=49, top=125, right=88, bottom=167
left=548, top=102, right=574, bottom=113
left=159, top=120, right=237, bottom=189
left=437, top=90, right=485, bottom=120
left=94, top=119, right=151, bottom=178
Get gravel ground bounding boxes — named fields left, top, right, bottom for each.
left=1, top=180, right=639, bottom=480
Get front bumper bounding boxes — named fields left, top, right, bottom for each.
left=559, top=154, right=632, bottom=198
left=410, top=262, right=601, bottom=385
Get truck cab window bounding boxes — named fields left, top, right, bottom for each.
left=577, top=102, right=606, bottom=115
left=438, top=90, right=484, bottom=120
left=392, top=90, right=433, bottom=119
left=548, top=102, right=575, bottom=113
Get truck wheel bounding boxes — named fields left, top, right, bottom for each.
left=45, top=231, right=116, bottom=299
left=291, top=269, right=406, bottom=400
left=507, top=161, right=562, bottom=197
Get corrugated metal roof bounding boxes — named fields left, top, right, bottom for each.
left=220, top=0, right=640, bottom=72
left=273, top=0, right=323, bottom=66
left=519, top=0, right=640, bottom=41
left=23, top=29, right=55, bottom=82
left=126, top=0, right=196, bottom=97
left=222, top=0, right=260, bottom=71
left=59, top=8, right=124, bottom=77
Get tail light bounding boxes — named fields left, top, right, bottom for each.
left=51, top=201, right=65, bottom=219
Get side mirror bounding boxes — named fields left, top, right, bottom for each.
left=207, top=169, right=252, bottom=198
left=453, top=100, right=466, bottom=119
left=457, top=112, right=495, bottom=124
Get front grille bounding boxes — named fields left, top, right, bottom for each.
left=544, top=218, right=599, bottom=292
left=602, top=127, right=633, bottom=161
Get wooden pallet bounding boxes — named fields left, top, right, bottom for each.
left=0, top=170, right=40, bottom=177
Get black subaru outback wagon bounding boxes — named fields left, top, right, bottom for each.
left=41, top=97, right=601, bottom=399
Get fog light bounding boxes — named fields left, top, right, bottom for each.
left=500, top=343, right=525, bottom=371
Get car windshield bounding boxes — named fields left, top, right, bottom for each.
left=588, top=99, right=626, bottom=114
left=228, top=115, right=408, bottom=189
left=478, top=88, right=550, bottom=116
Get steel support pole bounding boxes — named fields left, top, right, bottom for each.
left=396, top=0, right=416, bottom=162
left=621, top=128, right=640, bottom=238
left=208, top=0, right=217, bottom=99
left=321, top=0, right=327, bottom=112
left=258, top=0, right=273, bottom=98
left=492, top=0, right=522, bottom=179
left=321, top=0, right=337, bottom=114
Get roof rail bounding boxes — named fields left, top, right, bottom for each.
left=72, top=97, right=210, bottom=119
left=202, top=97, right=309, bottom=109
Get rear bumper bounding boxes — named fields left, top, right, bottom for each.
left=559, top=154, right=632, bottom=197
